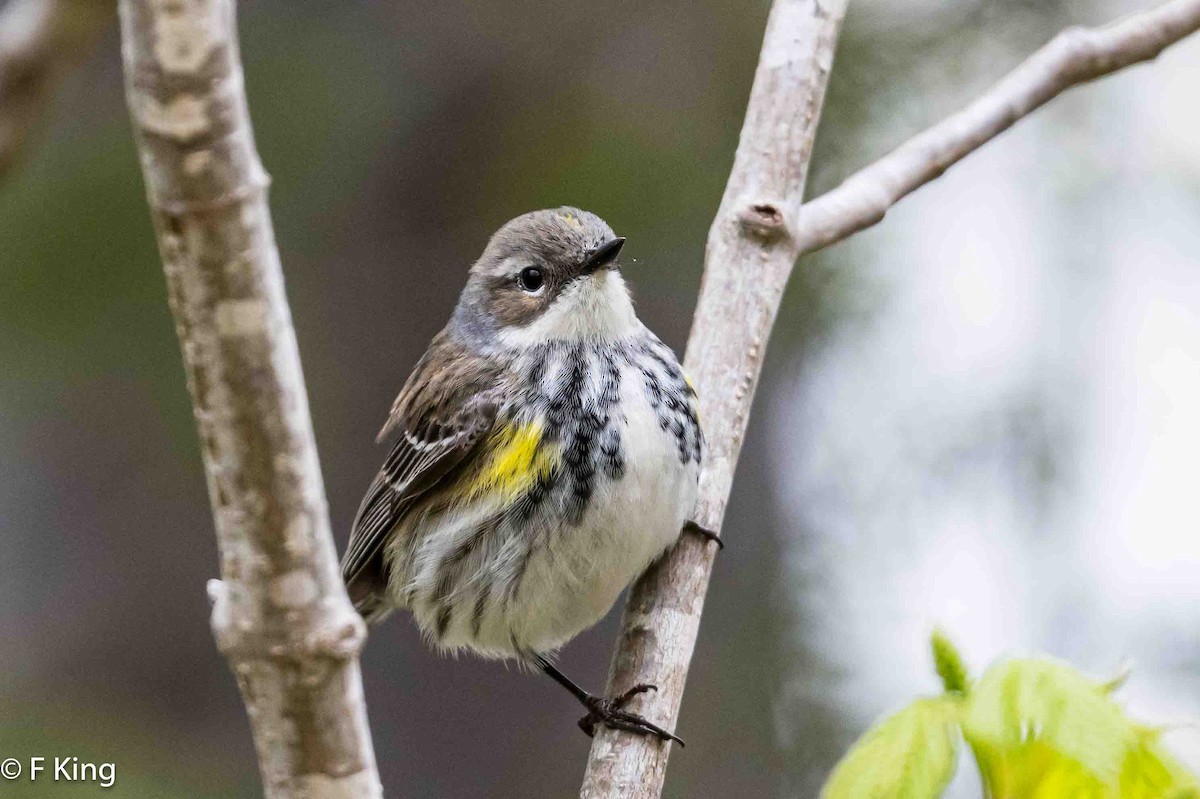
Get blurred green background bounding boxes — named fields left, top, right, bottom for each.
left=1, top=0, right=1198, bottom=796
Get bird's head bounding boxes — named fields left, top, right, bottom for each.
left=454, top=207, right=637, bottom=347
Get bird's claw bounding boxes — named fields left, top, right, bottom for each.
left=684, top=519, right=724, bottom=549
left=577, top=684, right=685, bottom=746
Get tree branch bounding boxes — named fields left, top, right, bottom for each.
left=117, top=1, right=382, bottom=796
left=582, top=0, right=1200, bottom=796
left=579, top=1, right=849, bottom=796
left=0, top=0, right=112, bottom=179
left=795, top=0, right=1200, bottom=255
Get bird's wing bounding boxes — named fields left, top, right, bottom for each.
left=341, top=331, right=504, bottom=613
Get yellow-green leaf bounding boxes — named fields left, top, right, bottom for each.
left=963, top=657, right=1133, bottom=784
left=821, top=697, right=962, bottom=799
left=930, top=630, right=970, bottom=695
left=1118, top=727, right=1200, bottom=799
left=969, top=737, right=1109, bottom=799
left=962, top=657, right=1200, bottom=798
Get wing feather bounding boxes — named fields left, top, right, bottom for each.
left=341, top=331, right=505, bottom=615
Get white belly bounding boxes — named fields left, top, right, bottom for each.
left=400, top=363, right=698, bottom=659
left=392, top=340, right=701, bottom=660
left=498, top=378, right=698, bottom=655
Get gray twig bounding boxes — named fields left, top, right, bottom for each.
left=116, top=0, right=382, bottom=796
left=580, top=0, right=1200, bottom=797
left=580, top=0, right=849, bottom=795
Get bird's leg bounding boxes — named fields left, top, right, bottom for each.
left=535, top=656, right=684, bottom=746
left=684, top=518, right=723, bottom=549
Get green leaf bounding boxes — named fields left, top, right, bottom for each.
left=967, top=737, right=1110, bottom=798
left=1119, top=727, right=1200, bottom=799
left=963, top=657, right=1134, bottom=785
left=930, top=629, right=970, bottom=695
left=821, top=697, right=962, bottom=799
left=961, top=657, right=1200, bottom=799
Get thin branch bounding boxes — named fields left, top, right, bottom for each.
left=581, top=0, right=1200, bottom=796
left=579, top=1, right=849, bottom=796
left=795, top=0, right=1200, bottom=255
left=0, top=0, right=112, bottom=178
left=117, top=1, right=382, bottom=796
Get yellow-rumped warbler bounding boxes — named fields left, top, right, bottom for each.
left=342, top=207, right=717, bottom=743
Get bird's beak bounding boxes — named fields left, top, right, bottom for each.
left=580, top=237, right=626, bottom=275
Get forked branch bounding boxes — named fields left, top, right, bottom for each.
left=117, top=0, right=381, bottom=795
left=581, top=0, right=1200, bottom=796
left=580, top=0, right=849, bottom=795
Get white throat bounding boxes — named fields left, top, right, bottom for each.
left=499, top=271, right=640, bottom=347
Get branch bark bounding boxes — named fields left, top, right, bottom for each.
left=581, top=0, right=1200, bottom=796
left=579, top=1, right=848, bottom=796
left=0, top=0, right=113, bottom=178
left=117, top=1, right=382, bottom=796
left=795, top=0, right=1200, bottom=255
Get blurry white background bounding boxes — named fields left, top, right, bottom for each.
left=772, top=0, right=1200, bottom=794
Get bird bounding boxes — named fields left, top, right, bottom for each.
left=341, top=207, right=718, bottom=743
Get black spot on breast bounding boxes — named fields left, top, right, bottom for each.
left=517, top=338, right=698, bottom=531
left=518, top=468, right=556, bottom=520
left=629, top=337, right=702, bottom=467
left=600, top=426, right=625, bottom=479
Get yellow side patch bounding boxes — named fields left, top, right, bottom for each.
left=683, top=373, right=701, bottom=425
left=462, top=421, right=558, bottom=504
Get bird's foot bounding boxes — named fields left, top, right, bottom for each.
left=578, top=684, right=685, bottom=746
left=684, top=519, right=723, bottom=549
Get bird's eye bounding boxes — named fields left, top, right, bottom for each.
left=518, top=266, right=544, bottom=293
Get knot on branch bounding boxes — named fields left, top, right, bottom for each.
left=737, top=201, right=792, bottom=242
left=305, top=607, right=368, bottom=662
left=208, top=579, right=367, bottom=664
left=1054, top=24, right=1094, bottom=65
